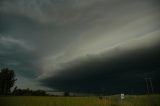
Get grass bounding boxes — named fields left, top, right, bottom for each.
left=0, top=94, right=160, bottom=106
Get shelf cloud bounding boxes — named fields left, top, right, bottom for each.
left=0, top=0, right=160, bottom=93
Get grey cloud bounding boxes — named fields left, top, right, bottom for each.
left=0, top=34, right=37, bottom=78
left=0, top=0, right=88, bottom=24
left=1, top=0, right=159, bottom=26
left=41, top=42, right=160, bottom=94
left=0, top=35, right=34, bottom=50
left=0, top=0, right=160, bottom=92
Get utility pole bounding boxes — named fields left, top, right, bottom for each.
left=148, top=78, right=154, bottom=94
left=145, top=78, right=154, bottom=94
left=145, top=78, right=149, bottom=94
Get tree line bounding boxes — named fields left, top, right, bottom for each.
left=0, top=68, right=47, bottom=96
left=12, top=87, right=46, bottom=96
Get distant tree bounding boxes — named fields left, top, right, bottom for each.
left=64, top=91, right=70, bottom=96
left=13, top=88, right=47, bottom=96
left=0, top=68, right=16, bottom=95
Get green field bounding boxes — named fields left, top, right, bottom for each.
left=0, top=95, right=160, bottom=106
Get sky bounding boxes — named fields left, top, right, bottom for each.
left=0, top=0, right=160, bottom=94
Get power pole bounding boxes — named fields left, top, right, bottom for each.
left=145, top=78, right=154, bottom=94
left=145, top=78, right=149, bottom=94
left=148, top=78, right=154, bottom=94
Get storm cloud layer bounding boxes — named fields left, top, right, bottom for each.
left=0, top=0, right=160, bottom=93
left=41, top=36, right=160, bottom=94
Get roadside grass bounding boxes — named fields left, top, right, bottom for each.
left=0, top=94, right=159, bottom=106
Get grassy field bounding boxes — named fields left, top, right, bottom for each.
left=0, top=95, right=160, bottom=106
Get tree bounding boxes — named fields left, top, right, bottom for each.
left=64, top=91, right=70, bottom=96
left=12, top=88, right=47, bottom=96
left=0, top=68, right=16, bottom=95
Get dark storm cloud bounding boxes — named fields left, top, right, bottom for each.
left=41, top=42, right=160, bottom=94
left=0, top=35, right=37, bottom=78
left=0, top=0, right=159, bottom=56
left=0, top=0, right=160, bottom=91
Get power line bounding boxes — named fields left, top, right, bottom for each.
left=144, top=78, right=154, bottom=94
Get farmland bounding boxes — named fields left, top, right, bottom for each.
left=0, top=94, right=159, bottom=106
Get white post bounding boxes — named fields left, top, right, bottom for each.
left=121, top=93, right=124, bottom=104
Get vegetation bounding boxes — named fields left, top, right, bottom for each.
left=0, top=95, right=159, bottom=106
left=12, top=88, right=46, bottom=96
left=0, top=68, right=16, bottom=95
left=0, top=68, right=47, bottom=96
left=64, top=91, right=70, bottom=96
